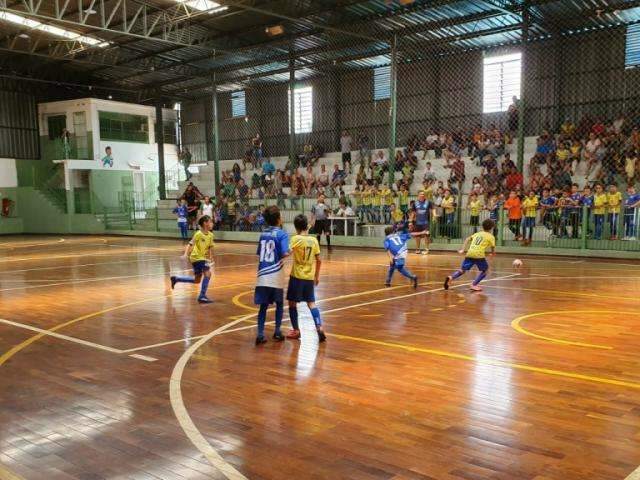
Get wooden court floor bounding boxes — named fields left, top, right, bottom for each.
left=0, top=235, right=639, bottom=480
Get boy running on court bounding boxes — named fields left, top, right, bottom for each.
left=383, top=226, right=426, bottom=288
left=286, top=214, right=326, bottom=342
left=444, top=219, right=496, bottom=292
left=254, top=206, right=290, bottom=345
left=170, top=215, right=215, bottom=303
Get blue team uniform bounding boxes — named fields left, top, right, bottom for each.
left=413, top=200, right=431, bottom=232
left=624, top=193, right=640, bottom=238
left=254, top=226, right=290, bottom=305
left=384, top=232, right=417, bottom=285
left=539, top=196, right=556, bottom=230
left=173, top=204, right=189, bottom=239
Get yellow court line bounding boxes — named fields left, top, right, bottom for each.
left=0, top=238, right=65, bottom=249
left=327, top=333, right=640, bottom=390
left=0, top=281, right=251, bottom=367
left=512, top=310, right=640, bottom=350
left=485, top=285, right=640, bottom=302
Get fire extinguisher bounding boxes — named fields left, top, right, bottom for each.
left=1, top=198, right=13, bottom=217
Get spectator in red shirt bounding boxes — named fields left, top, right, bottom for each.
left=505, top=166, right=523, bottom=191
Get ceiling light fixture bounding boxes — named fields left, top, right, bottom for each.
left=175, top=0, right=228, bottom=14
left=0, top=11, right=109, bottom=47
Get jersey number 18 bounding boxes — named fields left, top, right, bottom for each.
left=259, top=240, right=276, bottom=262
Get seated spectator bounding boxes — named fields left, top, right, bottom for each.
left=423, top=162, right=436, bottom=182
left=502, top=153, right=515, bottom=172
left=335, top=200, right=355, bottom=217
left=372, top=150, right=388, bottom=170
left=358, top=134, right=371, bottom=168
left=232, top=162, right=242, bottom=183
left=505, top=166, right=524, bottom=192
left=262, top=157, right=276, bottom=177
left=237, top=178, right=249, bottom=202
left=251, top=172, right=261, bottom=191
left=560, top=118, right=576, bottom=139
left=584, top=133, right=602, bottom=177
left=282, top=170, right=292, bottom=188
left=317, top=164, right=330, bottom=188
left=447, top=155, right=465, bottom=187
left=304, top=165, right=316, bottom=196
left=330, top=164, right=347, bottom=194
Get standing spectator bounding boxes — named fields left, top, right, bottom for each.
left=181, top=148, right=192, bottom=180
left=623, top=185, right=640, bottom=240
left=504, top=190, right=523, bottom=240
left=61, top=128, right=71, bottom=159
left=607, top=184, right=622, bottom=240
left=251, top=134, right=263, bottom=168
left=358, top=134, right=371, bottom=168
left=340, top=130, right=353, bottom=173
left=311, top=194, right=332, bottom=251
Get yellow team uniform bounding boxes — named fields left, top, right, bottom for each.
left=522, top=196, right=539, bottom=218
left=441, top=196, right=455, bottom=214
left=423, top=186, right=434, bottom=201
left=469, top=199, right=483, bottom=217
left=593, top=193, right=608, bottom=215
left=556, top=148, right=569, bottom=162
left=398, top=190, right=409, bottom=207
left=361, top=189, right=372, bottom=207
left=466, top=231, right=495, bottom=259
left=392, top=209, right=404, bottom=223
left=371, top=191, right=381, bottom=207
left=289, top=234, right=321, bottom=280
left=189, top=230, right=214, bottom=262
left=379, top=188, right=393, bottom=206
left=607, top=191, right=622, bottom=214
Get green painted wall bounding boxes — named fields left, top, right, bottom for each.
left=0, top=187, right=23, bottom=234
left=90, top=170, right=133, bottom=209
left=15, top=159, right=54, bottom=187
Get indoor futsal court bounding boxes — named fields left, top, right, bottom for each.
left=0, top=235, right=639, bottom=480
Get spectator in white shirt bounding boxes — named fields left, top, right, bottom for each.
left=372, top=150, right=388, bottom=169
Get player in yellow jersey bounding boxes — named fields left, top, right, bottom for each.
left=444, top=219, right=496, bottom=292
left=607, top=183, right=622, bottom=240
left=398, top=184, right=409, bottom=218
left=521, top=190, right=539, bottom=245
left=361, top=185, right=373, bottom=223
left=370, top=185, right=381, bottom=223
left=467, top=193, right=483, bottom=233
left=286, top=214, right=326, bottom=342
left=170, top=215, right=215, bottom=303
left=592, top=183, right=608, bottom=239
left=379, top=185, right=394, bottom=224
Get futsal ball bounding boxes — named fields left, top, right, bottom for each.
left=512, top=259, right=523, bottom=268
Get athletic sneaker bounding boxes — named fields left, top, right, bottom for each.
left=470, top=285, right=483, bottom=292
left=317, top=328, right=327, bottom=343
left=273, top=331, right=285, bottom=341
left=170, top=276, right=177, bottom=290
left=255, top=335, right=267, bottom=345
left=444, top=276, right=452, bottom=290
left=415, top=249, right=421, bottom=254
left=384, top=283, right=391, bottom=287
left=412, top=276, right=418, bottom=289
left=286, top=329, right=301, bottom=339
left=197, top=296, right=214, bottom=304
left=421, top=249, right=428, bottom=255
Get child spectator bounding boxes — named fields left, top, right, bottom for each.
left=504, top=190, right=523, bottom=240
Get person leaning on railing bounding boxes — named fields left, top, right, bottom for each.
left=623, top=185, right=640, bottom=240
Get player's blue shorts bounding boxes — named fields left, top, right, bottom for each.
left=286, top=276, right=315, bottom=303
left=460, top=257, right=488, bottom=272
left=254, top=286, right=283, bottom=305
left=192, top=260, right=210, bottom=276
left=413, top=222, right=429, bottom=233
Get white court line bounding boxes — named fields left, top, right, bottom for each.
left=626, top=466, right=640, bottom=480
left=0, top=318, right=158, bottom=362
left=168, top=273, right=519, bottom=480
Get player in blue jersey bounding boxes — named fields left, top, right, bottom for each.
left=568, top=183, right=582, bottom=239
left=173, top=197, right=189, bottom=240
left=411, top=190, right=433, bottom=255
left=623, top=185, right=640, bottom=240
left=254, top=205, right=290, bottom=345
left=383, top=226, right=427, bottom=288
left=539, top=188, right=556, bottom=232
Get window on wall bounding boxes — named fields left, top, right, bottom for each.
left=626, top=23, right=640, bottom=68
left=99, top=111, right=149, bottom=143
left=483, top=52, right=522, bottom=113
left=373, top=65, right=391, bottom=101
left=288, top=86, right=313, bottom=134
left=231, top=90, right=246, bottom=118
left=47, top=115, right=66, bottom=140
left=155, top=121, right=178, bottom=144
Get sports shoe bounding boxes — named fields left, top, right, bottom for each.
left=273, top=331, right=285, bottom=341
left=384, top=282, right=391, bottom=287
left=444, top=276, right=452, bottom=290
left=255, top=335, right=267, bottom=345
left=412, top=276, right=418, bottom=289
left=317, top=328, right=327, bottom=343
left=286, top=329, right=301, bottom=339
left=470, top=285, right=483, bottom=292
left=170, top=276, right=177, bottom=290
left=197, top=297, right=214, bottom=304
left=415, top=249, right=421, bottom=254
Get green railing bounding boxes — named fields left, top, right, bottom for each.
left=31, top=164, right=68, bottom=212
